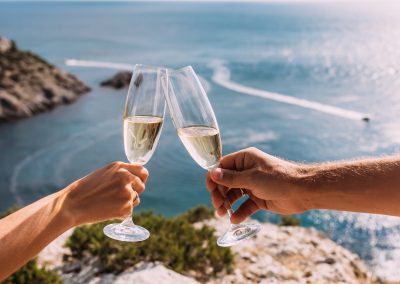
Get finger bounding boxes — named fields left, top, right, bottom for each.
left=210, top=167, right=256, bottom=189
left=119, top=169, right=146, bottom=194
left=216, top=206, right=227, bottom=217
left=118, top=162, right=149, bottom=182
left=231, top=198, right=260, bottom=224
left=219, top=150, right=246, bottom=170
left=130, top=175, right=146, bottom=194
left=219, top=147, right=260, bottom=170
left=132, top=192, right=141, bottom=207
left=214, top=188, right=243, bottom=217
left=211, top=189, right=225, bottom=209
left=226, top=188, right=245, bottom=207
left=206, top=172, right=217, bottom=193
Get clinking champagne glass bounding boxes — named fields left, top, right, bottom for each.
left=166, top=66, right=261, bottom=246
left=103, top=64, right=166, bottom=242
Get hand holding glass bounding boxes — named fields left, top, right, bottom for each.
left=166, top=66, right=261, bottom=246
left=103, top=65, right=166, bottom=242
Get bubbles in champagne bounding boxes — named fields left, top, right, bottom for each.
left=124, top=116, right=164, bottom=164
left=177, top=126, right=221, bottom=170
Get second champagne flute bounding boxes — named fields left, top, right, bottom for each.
left=166, top=66, right=261, bottom=247
left=103, top=64, right=166, bottom=242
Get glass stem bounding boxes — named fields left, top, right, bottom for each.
left=120, top=215, right=134, bottom=227
left=227, top=208, right=234, bottom=218
left=225, top=201, right=238, bottom=229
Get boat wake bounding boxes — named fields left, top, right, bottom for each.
left=209, top=60, right=370, bottom=121
left=10, top=119, right=118, bottom=204
left=65, top=59, right=134, bottom=70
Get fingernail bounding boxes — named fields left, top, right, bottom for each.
left=211, top=168, right=223, bottom=181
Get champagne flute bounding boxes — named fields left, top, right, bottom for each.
left=103, top=64, right=166, bottom=242
left=166, top=66, right=261, bottom=246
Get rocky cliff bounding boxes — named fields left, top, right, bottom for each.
left=0, top=37, right=90, bottom=122
left=38, top=217, right=375, bottom=284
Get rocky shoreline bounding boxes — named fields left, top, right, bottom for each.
left=38, top=217, right=376, bottom=284
left=0, top=37, right=90, bottom=122
left=100, top=71, right=132, bottom=89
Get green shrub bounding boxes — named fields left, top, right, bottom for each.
left=177, top=204, right=215, bottom=223
left=279, top=215, right=301, bottom=226
left=3, top=259, right=62, bottom=284
left=65, top=206, right=233, bottom=280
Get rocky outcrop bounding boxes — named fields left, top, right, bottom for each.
left=38, top=217, right=375, bottom=284
left=200, top=218, right=372, bottom=284
left=100, top=71, right=132, bottom=89
left=0, top=37, right=90, bottom=122
left=62, top=262, right=199, bottom=284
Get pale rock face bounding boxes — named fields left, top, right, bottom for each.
left=200, top=217, right=372, bottom=284
left=113, top=262, right=199, bottom=284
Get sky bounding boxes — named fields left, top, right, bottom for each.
left=0, top=0, right=394, bottom=2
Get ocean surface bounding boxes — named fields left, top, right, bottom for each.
left=1, top=1, right=400, bottom=280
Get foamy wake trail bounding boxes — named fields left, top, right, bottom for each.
left=66, top=59, right=212, bottom=93
left=65, top=59, right=368, bottom=120
left=55, top=128, right=120, bottom=183
left=65, top=59, right=134, bottom=70
left=10, top=119, right=118, bottom=204
left=10, top=148, right=49, bottom=204
left=209, top=60, right=370, bottom=121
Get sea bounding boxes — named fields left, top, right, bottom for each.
left=1, top=1, right=400, bottom=280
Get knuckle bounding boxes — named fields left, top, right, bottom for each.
left=134, top=182, right=145, bottom=193
left=116, top=171, right=129, bottom=183
left=130, top=164, right=142, bottom=171
left=141, top=167, right=149, bottom=179
left=131, top=175, right=141, bottom=184
left=121, top=186, right=133, bottom=199
left=246, top=147, right=257, bottom=153
left=111, top=161, right=122, bottom=168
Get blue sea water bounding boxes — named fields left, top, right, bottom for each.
left=1, top=1, right=400, bottom=280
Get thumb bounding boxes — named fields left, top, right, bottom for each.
left=210, top=168, right=254, bottom=189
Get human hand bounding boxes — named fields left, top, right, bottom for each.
left=62, top=161, right=149, bottom=226
left=206, top=148, right=310, bottom=224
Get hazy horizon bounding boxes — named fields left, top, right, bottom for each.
left=0, top=0, right=397, bottom=3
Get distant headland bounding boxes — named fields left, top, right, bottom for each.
left=0, top=37, right=90, bottom=123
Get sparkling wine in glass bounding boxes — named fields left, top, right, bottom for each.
left=103, top=64, right=166, bottom=242
left=166, top=66, right=261, bottom=246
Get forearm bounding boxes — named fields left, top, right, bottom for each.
left=303, top=156, right=400, bottom=216
left=0, top=187, right=74, bottom=280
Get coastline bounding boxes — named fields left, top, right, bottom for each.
left=0, top=37, right=90, bottom=123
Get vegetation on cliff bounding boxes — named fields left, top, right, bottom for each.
left=64, top=205, right=233, bottom=281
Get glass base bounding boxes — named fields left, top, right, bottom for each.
left=103, top=220, right=150, bottom=242
left=217, top=223, right=261, bottom=247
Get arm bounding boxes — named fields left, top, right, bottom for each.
left=303, top=156, right=400, bottom=216
left=206, top=147, right=400, bottom=223
left=0, top=161, right=148, bottom=281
